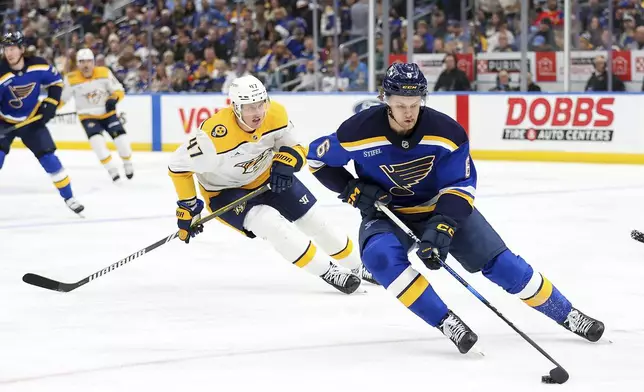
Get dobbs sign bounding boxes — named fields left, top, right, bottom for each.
left=502, top=96, right=615, bottom=142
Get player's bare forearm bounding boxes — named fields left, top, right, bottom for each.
left=311, top=165, right=354, bottom=193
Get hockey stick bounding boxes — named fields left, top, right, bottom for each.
left=0, top=115, right=43, bottom=136
left=631, top=230, right=644, bottom=243
left=22, top=184, right=271, bottom=293
left=376, top=203, right=570, bottom=385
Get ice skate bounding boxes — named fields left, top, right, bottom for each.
left=108, top=167, right=120, bottom=182
left=352, top=264, right=379, bottom=285
left=321, top=263, right=361, bottom=294
left=65, top=197, right=85, bottom=215
left=124, top=161, right=134, bottom=179
left=439, top=310, right=478, bottom=354
left=561, top=308, right=604, bottom=342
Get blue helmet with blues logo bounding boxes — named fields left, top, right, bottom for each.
left=382, top=63, right=428, bottom=97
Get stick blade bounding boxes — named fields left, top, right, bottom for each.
left=545, top=366, right=569, bottom=384
left=22, top=273, right=66, bottom=292
left=631, top=230, right=644, bottom=243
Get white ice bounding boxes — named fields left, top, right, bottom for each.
left=1, top=149, right=643, bottom=392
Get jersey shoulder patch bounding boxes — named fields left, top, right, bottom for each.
left=199, top=108, right=247, bottom=154
left=210, top=123, right=228, bottom=137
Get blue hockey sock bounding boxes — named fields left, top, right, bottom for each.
left=0, top=150, right=5, bottom=169
left=482, top=250, right=572, bottom=324
left=38, top=153, right=73, bottom=200
left=362, top=232, right=449, bottom=327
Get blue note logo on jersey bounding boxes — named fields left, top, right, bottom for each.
left=379, top=156, right=435, bottom=196
left=8, top=82, right=36, bottom=109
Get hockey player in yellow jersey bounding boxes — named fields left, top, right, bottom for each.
left=168, top=75, right=377, bottom=294
left=61, top=49, right=133, bottom=182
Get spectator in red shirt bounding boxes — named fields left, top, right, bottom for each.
left=534, top=0, right=563, bottom=27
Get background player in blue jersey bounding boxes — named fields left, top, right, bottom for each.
left=0, top=32, right=84, bottom=214
left=307, top=62, right=604, bottom=354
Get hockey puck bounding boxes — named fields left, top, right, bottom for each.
left=541, top=376, right=556, bottom=384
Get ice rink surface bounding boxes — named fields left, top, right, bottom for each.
left=1, top=149, right=643, bottom=392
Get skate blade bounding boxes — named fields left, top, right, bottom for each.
left=355, top=286, right=368, bottom=294
left=468, top=344, right=485, bottom=357
left=598, top=334, right=614, bottom=345
left=342, top=285, right=368, bottom=295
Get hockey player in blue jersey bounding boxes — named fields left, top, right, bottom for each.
left=307, top=63, right=604, bottom=354
left=0, top=32, right=84, bottom=214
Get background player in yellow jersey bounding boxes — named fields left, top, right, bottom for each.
left=168, top=75, right=376, bottom=294
left=61, top=49, right=133, bottom=182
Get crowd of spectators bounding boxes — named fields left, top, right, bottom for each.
left=0, top=0, right=642, bottom=93
left=411, top=0, right=644, bottom=55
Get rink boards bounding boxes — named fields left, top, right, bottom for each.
left=11, top=93, right=644, bottom=164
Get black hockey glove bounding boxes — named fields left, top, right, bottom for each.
left=176, top=199, right=204, bottom=244
left=416, top=215, right=457, bottom=269
left=270, top=146, right=304, bottom=193
left=105, top=98, right=118, bottom=113
left=339, top=179, right=392, bottom=218
left=36, top=100, right=57, bottom=125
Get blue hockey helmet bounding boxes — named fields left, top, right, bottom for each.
left=1, top=32, right=25, bottom=48
left=381, top=63, right=428, bottom=97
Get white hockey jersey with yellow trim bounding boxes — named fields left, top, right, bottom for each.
left=60, top=66, right=125, bottom=120
left=168, top=101, right=306, bottom=200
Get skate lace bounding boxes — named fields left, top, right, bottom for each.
left=323, top=265, right=349, bottom=287
left=565, top=310, right=594, bottom=335
left=353, top=266, right=373, bottom=281
left=442, top=315, right=467, bottom=344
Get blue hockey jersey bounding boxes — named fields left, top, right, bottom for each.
left=0, top=56, right=63, bottom=124
left=307, top=105, right=477, bottom=222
